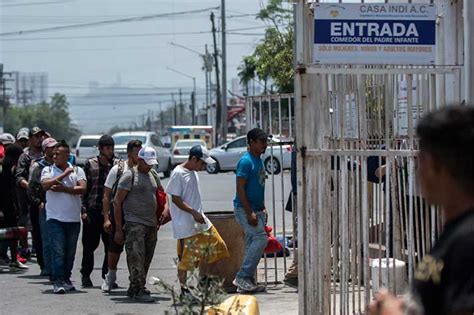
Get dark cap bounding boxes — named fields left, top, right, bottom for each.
left=189, top=145, right=216, bottom=164
left=247, top=128, right=269, bottom=143
left=98, top=134, right=114, bottom=147
left=30, top=127, right=46, bottom=136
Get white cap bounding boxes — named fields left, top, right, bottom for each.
left=0, top=133, right=15, bottom=145
left=138, top=146, right=158, bottom=166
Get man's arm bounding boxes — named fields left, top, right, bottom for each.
left=171, top=195, right=205, bottom=224
left=236, top=177, right=258, bottom=226
left=82, top=160, right=92, bottom=209
left=102, top=187, right=113, bottom=233
left=41, top=167, right=74, bottom=191
left=51, top=179, right=86, bottom=195
left=113, top=189, right=128, bottom=245
left=15, top=154, right=29, bottom=189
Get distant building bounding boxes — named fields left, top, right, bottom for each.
left=9, top=72, right=48, bottom=106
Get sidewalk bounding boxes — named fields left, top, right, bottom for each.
left=0, top=223, right=298, bottom=314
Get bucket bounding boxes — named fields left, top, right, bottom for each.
left=370, top=258, right=408, bottom=295
left=201, top=211, right=245, bottom=292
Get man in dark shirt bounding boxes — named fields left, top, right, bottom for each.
left=80, top=134, right=119, bottom=287
left=369, top=105, right=474, bottom=315
left=15, top=127, right=46, bottom=263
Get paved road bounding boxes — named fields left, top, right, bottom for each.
left=0, top=171, right=297, bottom=314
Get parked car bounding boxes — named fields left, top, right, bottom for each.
left=112, top=131, right=173, bottom=177
left=74, top=135, right=101, bottom=166
left=172, top=139, right=207, bottom=166
left=206, top=135, right=293, bottom=175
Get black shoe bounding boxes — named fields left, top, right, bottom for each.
left=284, top=276, right=298, bottom=288
left=81, top=275, right=93, bottom=288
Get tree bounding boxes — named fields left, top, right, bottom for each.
left=238, top=0, right=294, bottom=94
left=5, top=93, right=80, bottom=142
left=237, top=56, right=257, bottom=96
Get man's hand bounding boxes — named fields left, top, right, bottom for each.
left=103, top=219, right=112, bottom=234
left=247, top=212, right=258, bottom=226
left=51, top=184, right=65, bottom=192
left=114, top=230, right=124, bottom=245
left=192, top=210, right=205, bottom=224
left=368, top=289, right=406, bottom=315
left=63, top=167, right=74, bottom=176
left=81, top=212, right=88, bottom=222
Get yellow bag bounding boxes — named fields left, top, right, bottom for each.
left=207, top=295, right=260, bottom=315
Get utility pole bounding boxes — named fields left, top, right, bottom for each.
left=172, top=92, right=177, bottom=125
left=159, top=102, right=164, bottom=134
left=221, top=0, right=228, bottom=142
left=465, top=0, right=474, bottom=104
left=179, top=88, right=183, bottom=125
left=210, top=12, right=222, bottom=145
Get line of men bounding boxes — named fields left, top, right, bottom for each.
left=1, top=127, right=274, bottom=303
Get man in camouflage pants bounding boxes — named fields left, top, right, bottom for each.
left=113, top=147, right=163, bottom=303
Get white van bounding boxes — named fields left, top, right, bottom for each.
left=74, top=135, right=101, bottom=166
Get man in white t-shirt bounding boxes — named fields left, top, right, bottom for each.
left=40, top=140, right=87, bottom=294
left=166, top=145, right=229, bottom=299
left=100, top=139, right=142, bottom=293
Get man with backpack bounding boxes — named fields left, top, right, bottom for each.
left=80, top=134, right=119, bottom=288
left=100, top=139, right=142, bottom=292
left=27, top=137, right=57, bottom=277
left=113, top=147, right=165, bottom=303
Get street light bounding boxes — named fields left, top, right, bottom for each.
left=166, top=66, right=196, bottom=125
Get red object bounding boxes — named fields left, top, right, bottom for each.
left=0, top=144, right=5, bottom=160
left=16, top=254, right=27, bottom=264
left=264, top=226, right=283, bottom=254
left=0, top=227, right=28, bottom=241
left=156, top=190, right=171, bottom=226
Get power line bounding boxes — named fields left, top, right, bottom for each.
left=0, top=6, right=219, bottom=37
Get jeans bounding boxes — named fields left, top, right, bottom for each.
left=80, top=210, right=109, bottom=279
left=234, top=208, right=268, bottom=280
left=47, top=219, right=80, bottom=283
left=38, top=208, right=51, bottom=274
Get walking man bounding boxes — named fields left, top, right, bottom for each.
left=101, top=139, right=142, bottom=292
left=16, top=127, right=47, bottom=263
left=166, top=145, right=229, bottom=299
left=80, top=134, right=118, bottom=288
left=113, top=147, right=160, bottom=303
left=28, top=137, right=57, bottom=277
left=368, top=105, right=474, bottom=315
left=233, top=128, right=269, bottom=293
left=41, top=141, right=87, bottom=294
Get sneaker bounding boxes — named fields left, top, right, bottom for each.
left=101, top=276, right=112, bottom=293
left=10, top=260, right=29, bottom=271
left=134, top=289, right=154, bottom=303
left=53, top=283, right=66, bottom=294
left=64, top=280, right=76, bottom=292
left=232, top=277, right=257, bottom=292
left=81, top=275, right=93, bottom=288
left=16, top=254, right=27, bottom=264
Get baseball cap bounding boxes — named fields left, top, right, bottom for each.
left=30, top=127, right=46, bottom=136
left=138, top=146, right=158, bottom=166
left=16, top=129, right=29, bottom=140
left=42, top=137, right=58, bottom=151
left=189, top=145, right=216, bottom=164
left=0, top=133, right=16, bottom=145
left=247, top=128, right=269, bottom=142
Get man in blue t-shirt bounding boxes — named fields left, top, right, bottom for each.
left=233, top=128, right=269, bottom=293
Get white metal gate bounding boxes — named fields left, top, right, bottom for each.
left=294, top=1, right=465, bottom=314
left=245, top=94, right=296, bottom=286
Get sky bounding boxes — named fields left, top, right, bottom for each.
left=0, top=0, right=272, bottom=132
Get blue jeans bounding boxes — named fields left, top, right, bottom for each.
left=39, top=208, right=52, bottom=274
left=47, top=219, right=80, bottom=283
left=234, top=208, right=268, bottom=280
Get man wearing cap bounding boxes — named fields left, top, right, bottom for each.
left=15, top=126, right=47, bottom=261
left=166, top=145, right=229, bottom=300
left=233, top=128, right=269, bottom=293
left=113, top=147, right=161, bottom=302
left=15, top=128, right=29, bottom=150
left=0, top=133, right=15, bottom=163
left=27, top=137, right=57, bottom=277
left=80, top=134, right=119, bottom=288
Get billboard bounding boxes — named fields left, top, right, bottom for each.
left=313, top=3, right=436, bottom=65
